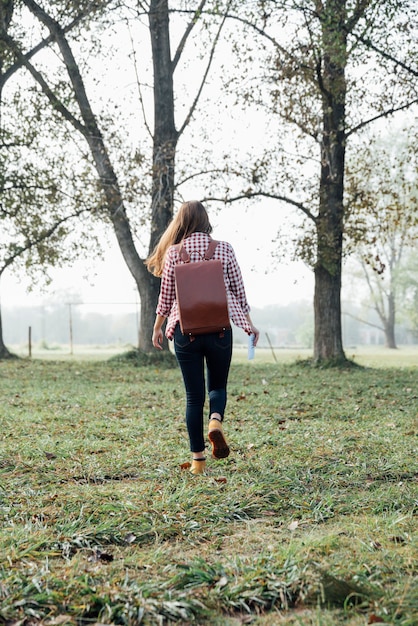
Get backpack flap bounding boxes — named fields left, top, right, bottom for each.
left=174, top=244, right=231, bottom=335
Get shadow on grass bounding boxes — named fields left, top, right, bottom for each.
left=109, top=348, right=177, bottom=368
left=293, top=356, right=364, bottom=370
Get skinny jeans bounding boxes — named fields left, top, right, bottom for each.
left=173, top=323, right=233, bottom=452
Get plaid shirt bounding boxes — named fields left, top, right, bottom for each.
left=156, top=232, right=252, bottom=339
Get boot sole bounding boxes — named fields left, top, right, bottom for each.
left=208, top=429, right=230, bottom=459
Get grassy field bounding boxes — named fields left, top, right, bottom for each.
left=0, top=349, right=417, bottom=625
left=9, top=342, right=418, bottom=368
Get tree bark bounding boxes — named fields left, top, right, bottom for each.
left=0, top=1, right=16, bottom=358
left=144, top=0, right=178, bottom=350
left=313, top=0, right=348, bottom=364
left=0, top=309, right=14, bottom=358
left=383, top=291, right=397, bottom=348
left=0, top=277, right=16, bottom=359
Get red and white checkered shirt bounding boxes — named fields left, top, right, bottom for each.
left=156, top=232, right=253, bottom=339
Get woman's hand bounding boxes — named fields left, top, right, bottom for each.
left=246, top=313, right=260, bottom=346
left=152, top=328, right=164, bottom=350
left=251, top=325, right=260, bottom=346
left=152, top=315, right=165, bottom=350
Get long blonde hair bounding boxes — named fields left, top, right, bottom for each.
left=145, top=200, right=213, bottom=277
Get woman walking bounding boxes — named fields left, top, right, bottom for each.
left=146, top=201, right=259, bottom=474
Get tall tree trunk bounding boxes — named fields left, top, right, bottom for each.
left=145, top=0, right=178, bottom=350
left=383, top=292, right=397, bottom=348
left=314, top=0, right=348, bottom=364
left=0, top=278, right=15, bottom=359
left=0, top=2, right=16, bottom=359
left=0, top=307, right=13, bottom=358
left=383, top=251, right=398, bottom=348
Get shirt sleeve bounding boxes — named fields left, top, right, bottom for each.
left=156, top=247, right=177, bottom=317
left=226, top=243, right=250, bottom=314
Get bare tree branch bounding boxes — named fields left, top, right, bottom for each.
left=0, top=2, right=113, bottom=89
left=345, top=0, right=371, bottom=32
left=224, top=11, right=314, bottom=76
left=23, top=0, right=102, bottom=138
left=342, top=310, right=383, bottom=332
left=1, top=208, right=86, bottom=273
left=171, top=0, right=207, bottom=71
left=346, top=98, right=418, bottom=137
left=205, top=191, right=317, bottom=222
left=125, top=17, right=152, bottom=139
left=353, top=32, right=418, bottom=78
left=1, top=32, right=87, bottom=135
left=177, top=0, right=232, bottom=139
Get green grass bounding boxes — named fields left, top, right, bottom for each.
left=0, top=351, right=417, bottom=625
left=10, top=342, right=418, bottom=368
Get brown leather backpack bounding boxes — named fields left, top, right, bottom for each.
left=174, top=239, right=231, bottom=336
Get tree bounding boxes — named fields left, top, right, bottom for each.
left=344, top=125, right=418, bottom=348
left=0, top=0, right=99, bottom=358
left=0, top=89, right=99, bottom=357
left=212, top=0, right=418, bottom=364
left=1, top=0, right=232, bottom=353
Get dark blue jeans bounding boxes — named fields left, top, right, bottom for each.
left=174, top=323, right=233, bottom=452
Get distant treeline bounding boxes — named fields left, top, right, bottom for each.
left=3, top=301, right=417, bottom=349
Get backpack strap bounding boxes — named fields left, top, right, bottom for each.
left=174, top=242, right=190, bottom=263
left=175, top=238, right=219, bottom=263
left=204, top=239, right=219, bottom=260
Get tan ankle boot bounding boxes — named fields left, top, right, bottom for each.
left=208, top=419, right=230, bottom=459
left=190, top=458, right=206, bottom=475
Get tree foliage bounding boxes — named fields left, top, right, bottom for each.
left=0, top=0, right=104, bottom=358
left=212, top=0, right=418, bottom=363
left=344, top=123, right=418, bottom=347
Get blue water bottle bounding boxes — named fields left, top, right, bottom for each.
left=248, top=333, right=255, bottom=360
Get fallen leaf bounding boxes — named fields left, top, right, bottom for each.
left=288, top=520, right=299, bottom=531
left=88, top=549, right=114, bottom=563
left=368, top=614, right=385, bottom=624
left=44, top=452, right=57, bottom=460
left=123, top=533, right=137, bottom=544
left=179, top=461, right=191, bottom=470
left=389, top=535, right=406, bottom=544
left=214, top=477, right=227, bottom=484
